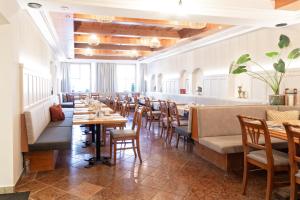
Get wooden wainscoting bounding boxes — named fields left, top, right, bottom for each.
left=24, top=150, right=58, bottom=172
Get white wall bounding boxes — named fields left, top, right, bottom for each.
left=147, top=24, right=300, bottom=101
left=0, top=1, right=55, bottom=190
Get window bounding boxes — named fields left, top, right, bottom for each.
left=69, top=63, right=91, bottom=92
left=116, top=64, right=136, bottom=92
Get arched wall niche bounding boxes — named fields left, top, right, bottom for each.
left=179, top=70, right=192, bottom=94
left=192, top=68, right=203, bottom=94
left=150, top=74, right=156, bottom=92
left=157, top=73, right=163, bottom=92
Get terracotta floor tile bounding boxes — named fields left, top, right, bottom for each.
left=30, top=186, right=66, bottom=200
left=151, top=191, right=184, bottom=200
left=69, top=182, right=103, bottom=199
left=15, top=180, right=48, bottom=194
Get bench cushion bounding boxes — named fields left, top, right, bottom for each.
left=29, top=126, right=72, bottom=151
left=48, top=118, right=73, bottom=127
left=61, top=102, right=74, bottom=108
left=198, top=135, right=287, bottom=154
left=64, top=111, right=73, bottom=118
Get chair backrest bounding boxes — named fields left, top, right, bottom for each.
left=132, top=106, right=145, bottom=137
left=79, top=94, right=87, bottom=100
left=159, top=100, right=168, bottom=119
left=168, top=101, right=180, bottom=125
left=120, top=100, right=129, bottom=117
left=91, top=93, right=99, bottom=100
left=237, top=115, right=274, bottom=166
left=113, top=96, right=120, bottom=112
left=144, top=97, right=151, bottom=112
left=283, top=123, right=300, bottom=176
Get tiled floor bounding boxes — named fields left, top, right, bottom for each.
left=16, top=117, right=271, bottom=200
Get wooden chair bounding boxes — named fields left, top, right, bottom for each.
left=159, top=100, right=170, bottom=141
left=237, top=115, right=289, bottom=200
left=144, top=97, right=161, bottom=131
left=110, top=107, right=144, bottom=165
left=283, top=123, right=300, bottom=200
left=120, top=100, right=130, bottom=117
left=79, top=94, right=88, bottom=100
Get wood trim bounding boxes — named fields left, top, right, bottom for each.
left=24, top=150, right=58, bottom=172
left=21, top=114, right=29, bottom=153
left=75, top=54, right=138, bottom=60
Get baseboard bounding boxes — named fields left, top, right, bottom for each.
left=0, top=186, right=14, bottom=194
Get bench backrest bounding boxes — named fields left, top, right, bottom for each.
left=195, top=105, right=277, bottom=138
left=23, top=97, right=55, bottom=144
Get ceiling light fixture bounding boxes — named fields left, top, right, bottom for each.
left=84, top=48, right=93, bottom=56
left=149, top=37, right=161, bottom=48
left=129, top=50, right=139, bottom=58
left=27, top=2, right=42, bottom=9
left=96, top=16, right=114, bottom=23
left=88, top=34, right=100, bottom=46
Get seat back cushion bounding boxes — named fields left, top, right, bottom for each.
left=197, top=105, right=277, bottom=138
left=24, top=98, right=54, bottom=144
left=50, top=105, right=65, bottom=122
left=267, top=109, right=299, bottom=122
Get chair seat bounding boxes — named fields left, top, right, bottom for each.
left=175, top=126, right=191, bottom=137
left=247, top=149, right=289, bottom=166
left=110, top=129, right=136, bottom=139
left=171, top=120, right=189, bottom=127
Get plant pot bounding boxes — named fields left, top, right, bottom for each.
left=269, top=95, right=285, bottom=105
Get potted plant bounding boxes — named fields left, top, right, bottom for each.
left=229, top=34, right=300, bottom=105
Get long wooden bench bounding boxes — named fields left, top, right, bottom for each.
left=21, top=98, right=73, bottom=172
left=190, top=105, right=291, bottom=171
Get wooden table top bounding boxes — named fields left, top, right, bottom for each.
left=268, top=120, right=300, bottom=144
left=73, top=113, right=127, bottom=125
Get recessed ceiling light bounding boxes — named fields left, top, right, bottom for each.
left=27, top=2, right=42, bottom=9
left=218, top=26, right=223, bottom=30
left=275, top=23, right=288, bottom=27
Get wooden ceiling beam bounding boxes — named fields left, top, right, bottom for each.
left=75, top=54, right=138, bottom=60
left=74, top=35, right=177, bottom=47
left=75, top=48, right=151, bottom=57
left=74, top=43, right=161, bottom=51
left=73, top=13, right=207, bottom=29
left=74, top=21, right=180, bottom=38
left=275, top=0, right=297, bottom=8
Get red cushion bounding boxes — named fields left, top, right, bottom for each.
left=50, top=104, right=65, bottom=122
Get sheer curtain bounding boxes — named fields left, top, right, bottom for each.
left=95, top=63, right=117, bottom=93
left=61, top=62, right=71, bottom=93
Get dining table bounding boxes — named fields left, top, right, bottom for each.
left=73, top=112, right=127, bottom=167
left=268, top=120, right=300, bottom=144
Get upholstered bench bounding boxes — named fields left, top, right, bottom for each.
left=21, top=97, right=73, bottom=171
left=190, top=105, right=289, bottom=171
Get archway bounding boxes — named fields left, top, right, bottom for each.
left=192, top=68, right=203, bottom=95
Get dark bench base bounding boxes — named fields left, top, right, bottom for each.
left=24, top=150, right=58, bottom=172
left=192, top=142, right=243, bottom=172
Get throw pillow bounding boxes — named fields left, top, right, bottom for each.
left=50, top=104, right=65, bottom=122
left=267, top=110, right=299, bottom=122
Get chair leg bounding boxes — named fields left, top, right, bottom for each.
left=242, top=160, right=249, bottom=195
left=148, top=119, right=152, bottom=130
left=136, top=138, right=142, bottom=163
left=132, top=139, right=137, bottom=157
left=176, top=134, right=180, bottom=148
left=110, top=136, right=113, bottom=159
left=145, top=117, right=148, bottom=128
left=160, top=123, right=164, bottom=138
left=290, top=175, right=297, bottom=200
left=266, top=170, right=274, bottom=200
left=169, top=127, right=174, bottom=144
left=113, top=140, right=117, bottom=165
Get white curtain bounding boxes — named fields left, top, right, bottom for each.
left=95, top=63, right=117, bottom=93
left=139, top=63, right=147, bottom=94
left=61, top=62, right=71, bottom=93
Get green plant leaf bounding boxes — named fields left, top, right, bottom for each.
left=273, top=59, right=285, bottom=73
left=232, top=66, right=247, bottom=74
left=278, top=34, right=290, bottom=49
left=288, top=48, right=300, bottom=59
left=265, top=51, right=279, bottom=58
left=236, top=54, right=251, bottom=64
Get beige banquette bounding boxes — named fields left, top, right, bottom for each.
left=190, top=105, right=298, bottom=171
left=21, top=97, right=73, bottom=172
